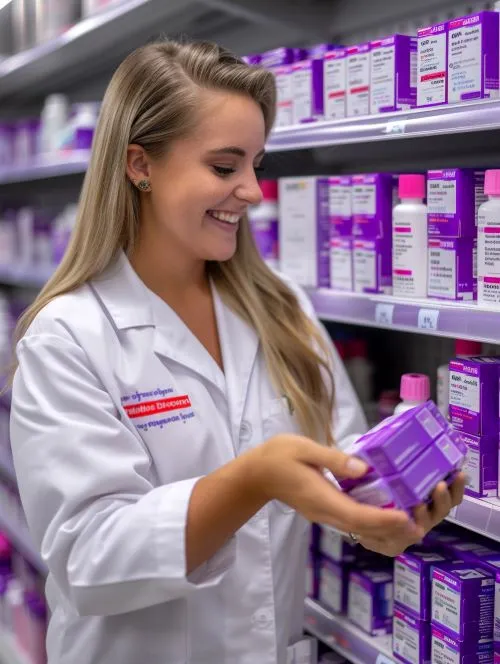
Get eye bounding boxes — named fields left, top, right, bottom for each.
left=213, top=165, right=235, bottom=176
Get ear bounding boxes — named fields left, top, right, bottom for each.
left=126, top=144, right=151, bottom=184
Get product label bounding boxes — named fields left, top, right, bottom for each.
left=428, top=242, right=457, bottom=298
left=352, top=184, right=376, bottom=216
left=324, top=56, right=347, bottom=119
left=354, top=241, right=377, bottom=292
left=494, top=578, right=500, bottom=643
left=321, top=568, right=343, bottom=613
left=370, top=44, right=396, bottom=113
left=275, top=68, right=293, bottom=127
left=329, top=183, right=351, bottom=218
left=478, top=210, right=500, bottom=305
left=432, top=579, right=461, bottom=632
left=347, top=580, right=372, bottom=632
left=347, top=51, right=370, bottom=116
left=394, top=561, right=422, bottom=615
left=331, top=238, right=353, bottom=291
left=449, top=370, right=480, bottom=415
left=464, top=445, right=481, bottom=493
left=418, top=29, right=447, bottom=106
left=293, top=65, right=313, bottom=123
left=393, top=213, right=427, bottom=297
left=448, top=22, right=482, bottom=103
left=393, top=615, right=420, bottom=664
left=431, top=634, right=460, bottom=664
left=428, top=179, right=457, bottom=215
left=411, top=48, right=418, bottom=88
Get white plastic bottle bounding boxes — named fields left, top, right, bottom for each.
left=248, top=180, right=279, bottom=271
left=394, top=373, right=430, bottom=415
left=39, top=94, right=69, bottom=154
left=392, top=174, right=428, bottom=298
left=478, top=169, right=500, bottom=308
left=436, top=339, right=482, bottom=417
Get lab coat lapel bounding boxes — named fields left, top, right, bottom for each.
left=213, top=285, right=259, bottom=446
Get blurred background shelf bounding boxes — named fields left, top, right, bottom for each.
left=0, top=510, right=46, bottom=575
left=0, top=152, right=90, bottom=185
left=0, top=264, right=55, bottom=289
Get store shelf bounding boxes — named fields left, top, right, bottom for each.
left=0, top=264, right=55, bottom=289
left=304, top=598, right=395, bottom=664
left=0, top=451, right=16, bottom=487
left=0, top=152, right=90, bottom=185
left=0, top=511, right=46, bottom=575
left=308, top=289, right=500, bottom=344
left=267, top=98, right=500, bottom=153
left=0, top=630, right=30, bottom=664
left=446, top=495, right=500, bottom=543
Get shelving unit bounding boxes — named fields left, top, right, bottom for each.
left=0, top=152, right=90, bottom=185
left=0, top=264, right=55, bottom=289
left=304, top=598, right=395, bottom=664
left=0, top=630, right=30, bottom=664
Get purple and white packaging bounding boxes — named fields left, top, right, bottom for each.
left=427, top=237, right=477, bottom=301
left=279, top=176, right=330, bottom=287
left=353, top=237, right=392, bottom=294
left=447, top=12, right=500, bottom=104
left=330, top=237, right=353, bottom=292
left=370, top=35, right=417, bottom=114
left=319, top=528, right=357, bottom=563
left=459, top=432, right=498, bottom=498
left=292, top=43, right=333, bottom=123
left=261, top=48, right=299, bottom=128
left=346, top=43, right=371, bottom=117
left=347, top=568, right=393, bottom=636
left=417, top=23, right=448, bottom=107
left=0, top=124, right=14, bottom=167
left=319, top=556, right=350, bottom=614
left=352, top=173, right=394, bottom=239
left=395, top=548, right=449, bottom=620
left=494, top=567, right=500, bottom=652
left=431, top=625, right=493, bottom=664
left=13, top=119, right=39, bottom=163
left=449, top=357, right=500, bottom=435
left=432, top=566, right=494, bottom=641
left=329, top=176, right=352, bottom=237
left=393, top=605, right=431, bottom=664
left=242, top=54, right=261, bottom=65
left=427, top=169, right=487, bottom=238
left=306, top=549, right=319, bottom=600
left=324, top=48, right=347, bottom=119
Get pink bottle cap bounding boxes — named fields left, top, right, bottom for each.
left=455, top=339, right=482, bottom=356
left=400, top=373, right=430, bottom=402
left=484, top=170, right=500, bottom=196
left=399, top=174, right=426, bottom=200
left=259, top=180, right=278, bottom=201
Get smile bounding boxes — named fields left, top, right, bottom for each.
left=207, top=210, right=240, bottom=224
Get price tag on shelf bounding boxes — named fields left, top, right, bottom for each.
left=383, top=120, right=407, bottom=135
left=418, top=308, right=440, bottom=331
left=375, top=654, right=396, bottom=664
left=375, top=303, right=395, bottom=326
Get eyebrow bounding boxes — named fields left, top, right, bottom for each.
left=208, top=146, right=266, bottom=159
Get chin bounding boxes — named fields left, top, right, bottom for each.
left=204, top=243, right=237, bottom=263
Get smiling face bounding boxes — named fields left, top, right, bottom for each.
left=128, top=89, right=266, bottom=267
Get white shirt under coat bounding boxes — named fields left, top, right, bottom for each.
left=10, top=252, right=367, bottom=664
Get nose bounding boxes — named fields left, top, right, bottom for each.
left=235, top=169, right=263, bottom=206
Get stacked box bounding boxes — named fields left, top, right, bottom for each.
left=417, top=22, right=448, bottom=107
left=347, top=568, right=393, bottom=635
left=329, top=176, right=353, bottom=291
left=370, top=35, right=417, bottom=113
left=323, top=48, right=347, bottom=119
left=346, top=43, right=371, bottom=117
left=292, top=43, right=333, bottom=124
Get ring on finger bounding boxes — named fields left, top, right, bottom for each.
left=349, top=532, right=360, bottom=544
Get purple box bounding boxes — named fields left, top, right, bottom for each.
left=319, top=556, right=350, bottom=614
left=306, top=549, right=320, bottom=599
left=279, top=176, right=330, bottom=287
left=324, top=48, right=347, bottom=119
left=329, top=176, right=352, bottom=237
left=352, top=173, right=394, bottom=239
left=0, top=123, right=15, bottom=167
left=330, top=236, right=353, bottom=291
left=346, top=43, right=371, bottom=117
left=319, top=527, right=357, bottom=563
left=417, top=23, right=448, bottom=107
left=459, top=432, right=498, bottom=498
left=347, top=568, right=393, bottom=636
left=494, top=568, right=500, bottom=651
left=427, top=169, right=486, bottom=238
left=448, top=12, right=500, bottom=104
left=431, top=625, right=493, bottom=663
left=242, top=54, right=261, bottom=65
left=432, top=566, right=494, bottom=640
left=261, top=48, right=304, bottom=128
left=427, top=237, right=477, bottom=301
left=370, top=35, right=417, bottom=114
left=393, top=605, right=431, bottom=664
left=395, top=548, right=450, bottom=620
left=353, top=236, right=392, bottom=294
left=449, top=357, right=500, bottom=435
left=260, top=47, right=296, bottom=68
left=292, top=59, right=324, bottom=123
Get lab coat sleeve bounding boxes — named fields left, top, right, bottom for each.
left=10, top=332, right=235, bottom=617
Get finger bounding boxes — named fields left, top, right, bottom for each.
left=413, top=504, right=432, bottom=535
left=330, top=491, right=412, bottom=536
left=428, top=482, right=453, bottom=526
left=449, top=473, right=466, bottom=506
left=295, top=438, right=369, bottom=480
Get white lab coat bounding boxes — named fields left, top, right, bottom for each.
left=10, top=252, right=367, bottom=664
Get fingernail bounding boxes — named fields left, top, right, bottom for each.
left=345, top=456, right=368, bottom=476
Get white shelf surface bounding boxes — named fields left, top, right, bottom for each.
left=0, top=630, right=30, bottom=664
left=446, top=495, right=500, bottom=542
left=308, top=288, right=500, bottom=344
left=0, top=510, right=46, bottom=575
left=304, top=598, right=395, bottom=664
left=0, top=152, right=91, bottom=185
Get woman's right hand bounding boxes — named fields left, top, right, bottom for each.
left=251, top=434, right=423, bottom=548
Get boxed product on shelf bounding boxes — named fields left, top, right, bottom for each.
left=431, top=625, right=493, bottom=664
left=347, top=567, right=393, bottom=635
left=323, top=48, right=347, bottom=120
left=346, top=43, right=371, bottom=117
left=353, top=237, right=391, bottom=294
left=427, top=169, right=486, bottom=238
left=0, top=124, right=14, bottom=167
left=260, top=47, right=299, bottom=128
left=495, top=567, right=500, bottom=653
left=292, top=43, right=332, bottom=124
left=394, top=548, right=449, bottom=620
left=369, top=35, right=417, bottom=114
left=278, top=176, right=330, bottom=287
left=318, top=528, right=357, bottom=563
left=306, top=549, right=320, bottom=600
left=447, top=12, right=500, bottom=105
left=393, top=604, right=431, bottom=664
left=330, top=237, right=353, bottom=292
left=329, top=176, right=352, bottom=237
left=431, top=566, right=494, bottom=641
left=459, top=432, right=498, bottom=498
left=318, top=556, right=350, bottom=614
left=12, top=119, right=39, bottom=163
left=449, top=357, right=500, bottom=435
left=417, top=22, right=448, bottom=108
left=427, top=236, right=476, bottom=301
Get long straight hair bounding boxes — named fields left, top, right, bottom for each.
left=12, top=40, right=335, bottom=444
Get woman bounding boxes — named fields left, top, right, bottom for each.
left=10, top=40, right=464, bottom=664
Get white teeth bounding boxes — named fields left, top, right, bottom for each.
left=209, top=210, right=239, bottom=224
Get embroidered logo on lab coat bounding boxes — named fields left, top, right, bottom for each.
left=122, top=391, right=195, bottom=431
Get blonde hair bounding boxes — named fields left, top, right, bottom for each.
left=12, top=40, right=335, bottom=444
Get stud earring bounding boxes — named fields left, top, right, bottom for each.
left=134, top=179, right=152, bottom=192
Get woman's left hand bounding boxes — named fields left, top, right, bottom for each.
left=358, top=473, right=466, bottom=558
